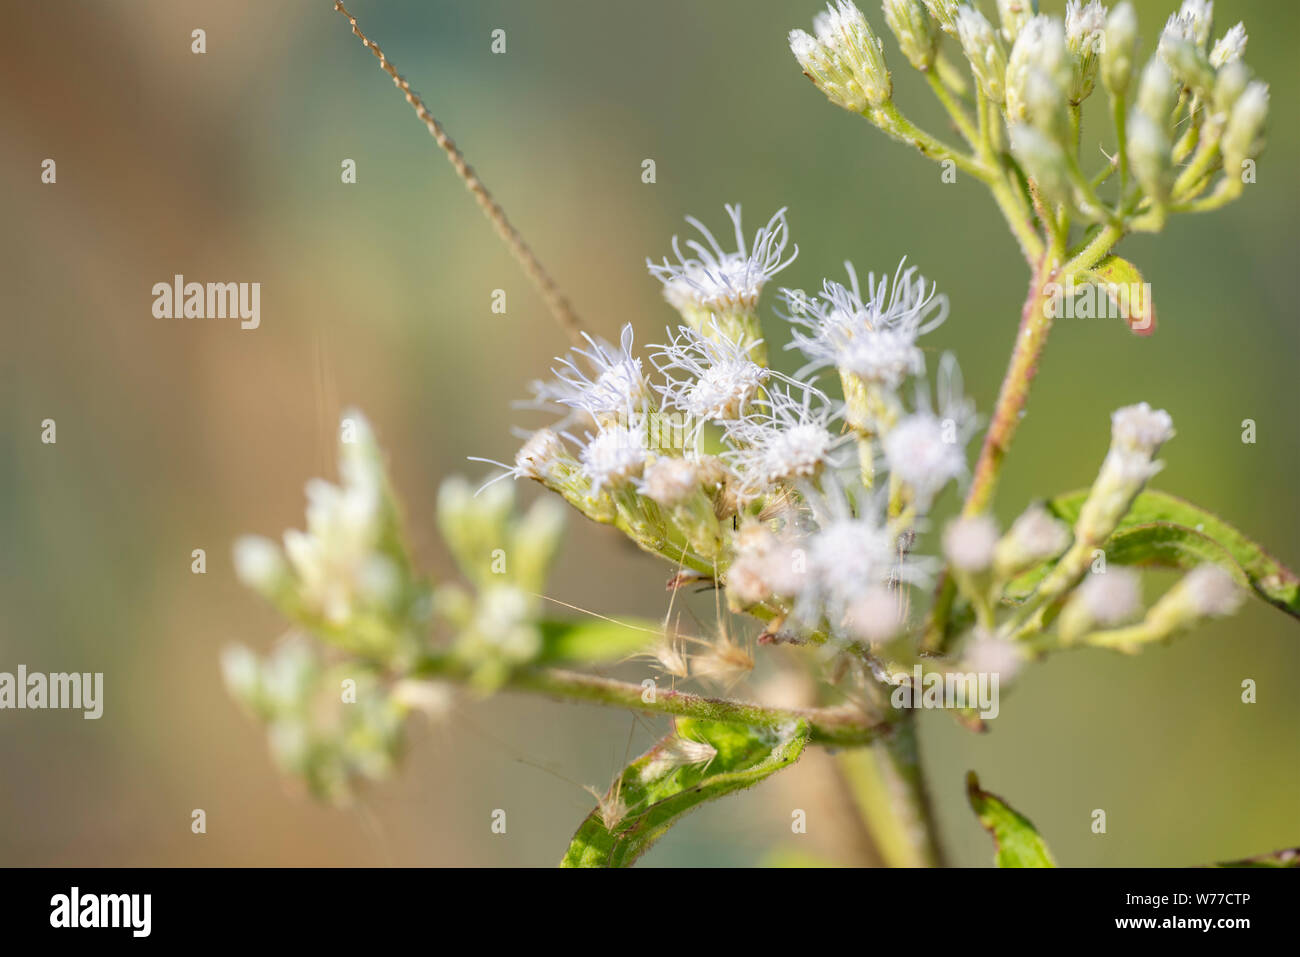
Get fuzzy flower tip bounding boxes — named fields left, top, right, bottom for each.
left=651, top=321, right=773, bottom=424
left=579, top=423, right=649, bottom=494
left=647, top=205, right=796, bottom=314
left=782, top=258, right=948, bottom=389
left=1111, top=402, right=1175, bottom=462
left=551, top=325, right=651, bottom=420
left=722, top=385, right=847, bottom=498
left=1076, top=567, right=1144, bottom=627
left=943, top=515, right=999, bottom=572
left=1184, top=564, right=1244, bottom=618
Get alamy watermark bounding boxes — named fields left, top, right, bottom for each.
left=0, top=666, right=103, bottom=719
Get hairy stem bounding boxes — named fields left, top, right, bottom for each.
left=333, top=1, right=585, bottom=347
left=412, top=653, right=889, bottom=747
left=838, top=713, right=946, bottom=867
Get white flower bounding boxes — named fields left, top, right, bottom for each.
left=882, top=354, right=976, bottom=507
left=943, top=515, right=999, bottom=572
left=727, top=525, right=809, bottom=604
left=843, top=585, right=904, bottom=642
left=647, top=205, right=796, bottom=313
left=722, top=385, right=848, bottom=498
left=782, top=258, right=947, bottom=389
left=795, top=480, right=928, bottom=631
left=579, top=422, right=650, bottom=495
left=1210, top=22, right=1247, bottom=68
left=550, top=324, right=651, bottom=419
left=651, top=321, right=777, bottom=425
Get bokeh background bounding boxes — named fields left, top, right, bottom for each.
left=2, top=0, right=1296, bottom=866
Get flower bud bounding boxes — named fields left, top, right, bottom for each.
left=996, top=0, right=1038, bottom=45
left=1135, top=57, right=1179, bottom=131
left=1065, top=0, right=1106, bottom=104
left=1101, top=2, right=1139, bottom=96
left=1212, top=60, right=1250, bottom=116
left=1222, top=81, right=1268, bottom=171
left=1143, top=564, right=1244, bottom=638
left=1025, top=66, right=1069, bottom=145
left=844, top=585, right=903, bottom=643
left=1169, top=0, right=1213, bottom=51
left=883, top=0, right=940, bottom=72
left=956, top=6, right=1008, bottom=104
left=1160, top=35, right=1215, bottom=96
left=943, top=515, right=999, bottom=573
left=993, top=504, right=1071, bottom=579
left=1005, top=15, right=1069, bottom=124
left=1075, top=402, right=1174, bottom=546
left=1010, top=123, right=1070, bottom=206
left=790, top=1, right=892, bottom=111
left=1209, top=23, right=1247, bottom=69
left=921, top=0, right=961, bottom=36
left=233, top=535, right=290, bottom=597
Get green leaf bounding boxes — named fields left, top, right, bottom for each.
left=1083, top=255, right=1154, bottom=336
left=1004, top=489, right=1300, bottom=620
left=966, top=772, right=1056, bottom=868
left=535, top=617, right=661, bottom=665
left=1212, top=846, right=1300, bottom=868
left=561, top=718, right=809, bottom=868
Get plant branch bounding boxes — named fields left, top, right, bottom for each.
left=412, top=653, right=889, bottom=747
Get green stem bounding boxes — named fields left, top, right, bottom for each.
left=870, top=101, right=993, bottom=181
left=412, top=653, right=888, bottom=747
left=838, top=713, right=946, bottom=866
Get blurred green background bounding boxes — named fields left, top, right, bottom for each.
left=2, top=0, right=1296, bottom=866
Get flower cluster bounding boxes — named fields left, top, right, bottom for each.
left=790, top=0, right=1268, bottom=243
left=485, top=205, right=979, bottom=645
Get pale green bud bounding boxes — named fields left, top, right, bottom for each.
left=1222, top=81, right=1268, bottom=170
left=791, top=1, right=892, bottom=110
left=1005, top=15, right=1069, bottom=124
left=509, top=495, right=566, bottom=594
left=956, top=6, right=1008, bottom=104
left=921, top=0, right=960, bottom=36
left=883, top=0, right=940, bottom=72
left=233, top=534, right=290, bottom=597
left=996, top=0, right=1038, bottom=45
left=1135, top=57, right=1178, bottom=131
left=1212, top=60, right=1250, bottom=116
left=1065, top=0, right=1107, bottom=104
left=220, top=644, right=264, bottom=713
left=1010, top=123, right=1070, bottom=206
left=1025, top=66, right=1069, bottom=145
left=992, top=504, right=1070, bottom=580
left=1160, top=35, right=1215, bottom=96
left=1076, top=403, right=1174, bottom=545
left=1100, top=2, right=1139, bottom=97
left=1209, top=22, right=1247, bottom=69
left=1127, top=113, right=1172, bottom=202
